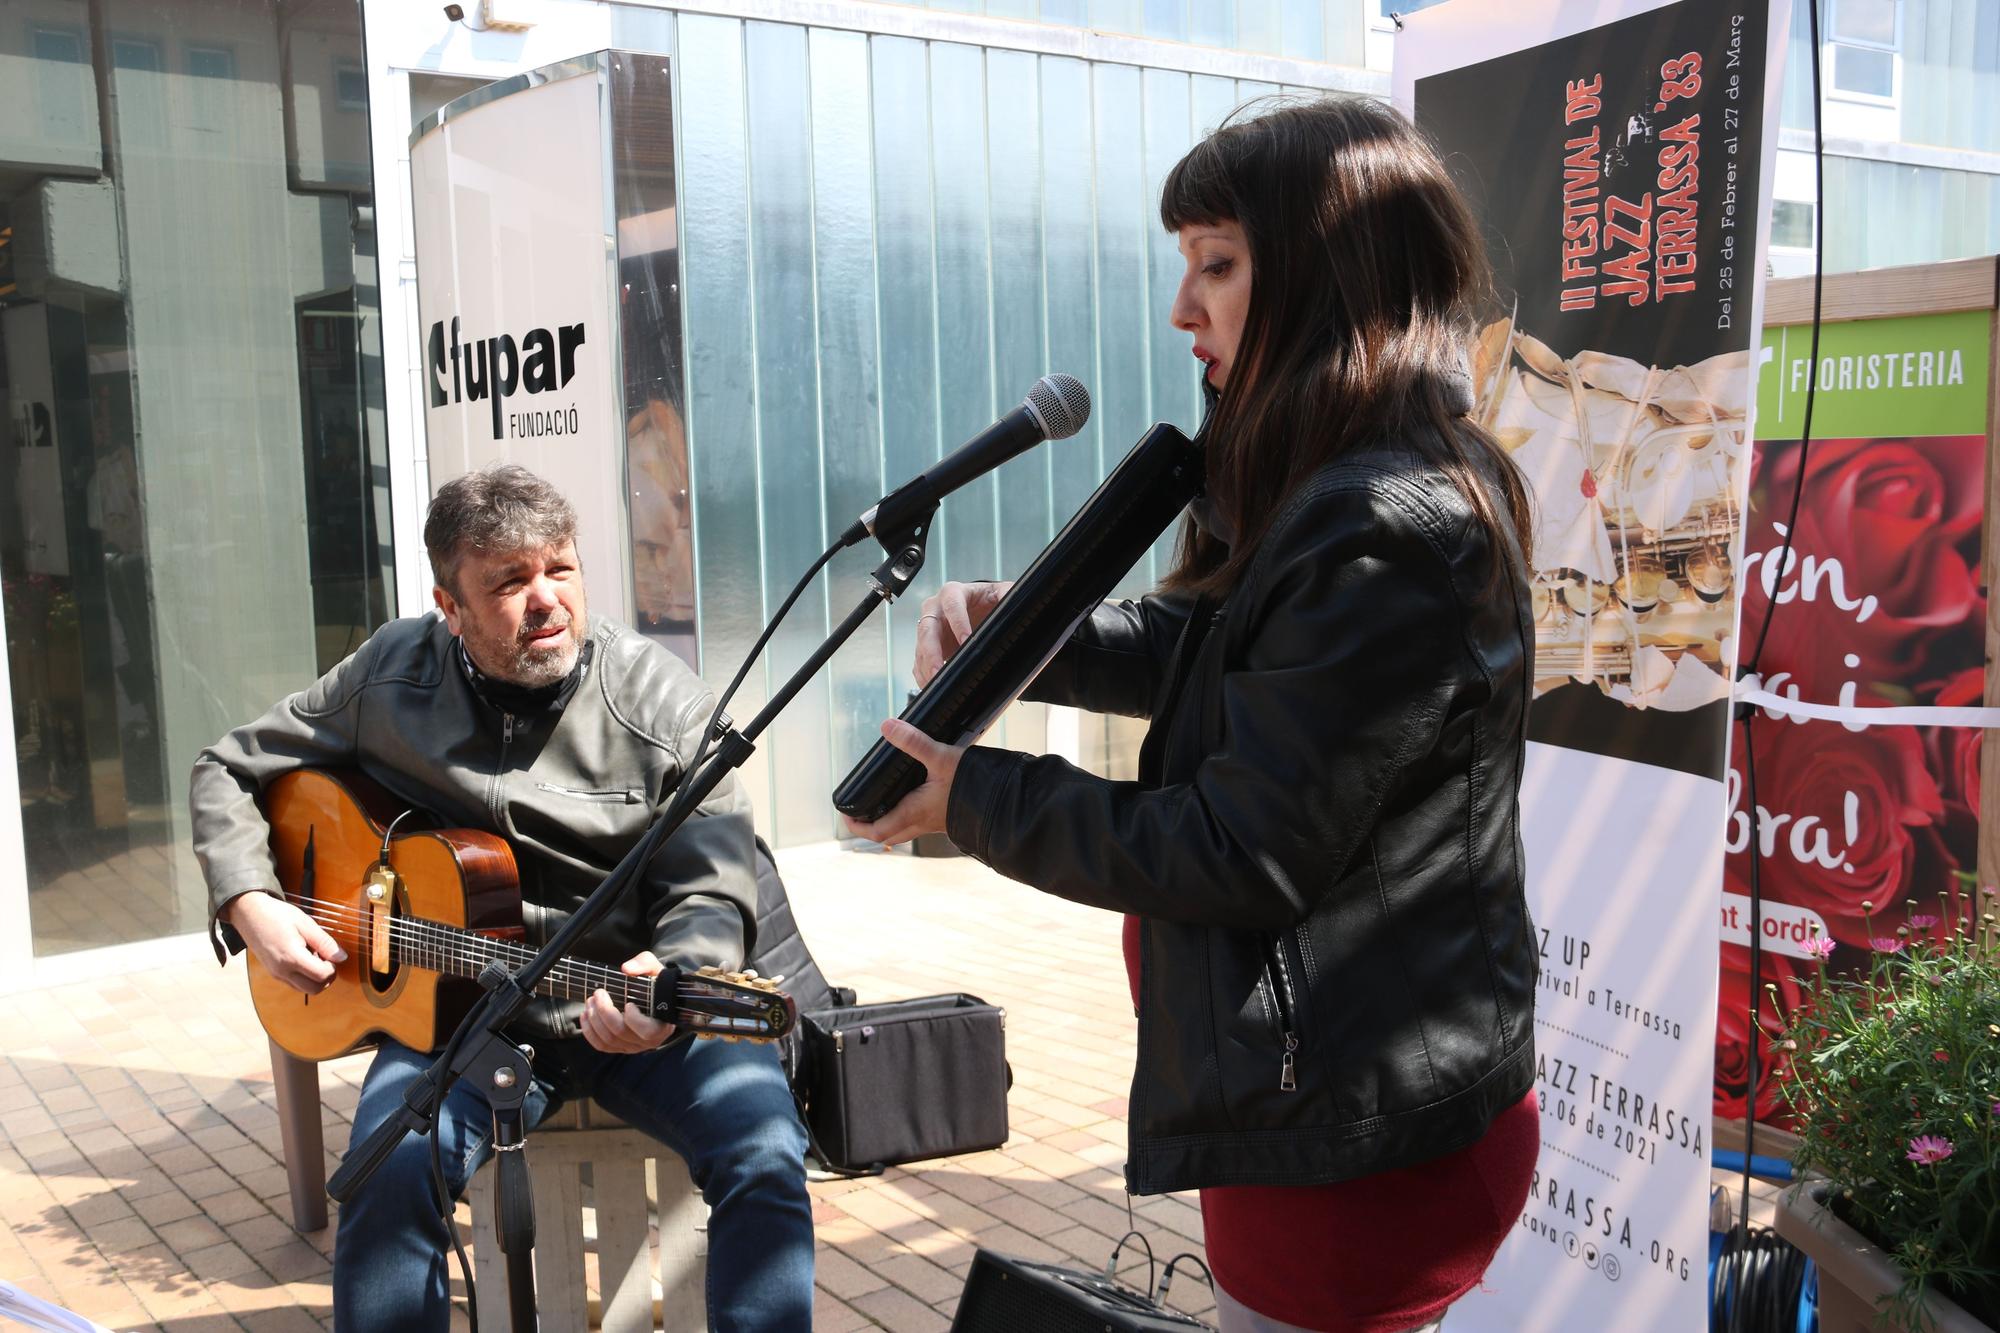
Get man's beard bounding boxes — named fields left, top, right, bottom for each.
left=467, top=608, right=586, bottom=687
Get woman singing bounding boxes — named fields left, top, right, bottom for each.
left=848, top=97, right=1542, bottom=1333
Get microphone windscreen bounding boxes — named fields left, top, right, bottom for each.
left=1026, top=374, right=1090, bottom=440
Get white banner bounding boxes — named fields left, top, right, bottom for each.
left=410, top=64, right=629, bottom=622
left=1395, top=2, right=1789, bottom=1328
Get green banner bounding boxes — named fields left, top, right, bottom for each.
left=1756, top=308, right=1990, bottom=441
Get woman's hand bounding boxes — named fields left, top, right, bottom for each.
left=914, top=581, right=1012, bottom=685
left=841, top=719, right=969, bottom=847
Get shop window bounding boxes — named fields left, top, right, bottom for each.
left=1828, top=0, right=1899, bottom=103
left=1770, top=199, right=1816, bottom=249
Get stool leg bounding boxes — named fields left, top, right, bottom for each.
left=269, top=1040, right=329, bottom=1232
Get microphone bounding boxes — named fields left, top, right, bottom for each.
left=840, top=374, right=1091, bottom=548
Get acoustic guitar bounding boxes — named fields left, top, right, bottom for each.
left=250, top=767, right=796, bottom=1062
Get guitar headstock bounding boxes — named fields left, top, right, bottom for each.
left=660, top=966, right=797, bottom=1043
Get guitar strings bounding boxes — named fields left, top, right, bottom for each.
left=288, top=899, right=646, bottom=1003
left=280, top=899, right=772, bottom=1031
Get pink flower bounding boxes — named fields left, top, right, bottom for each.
left=1909, top=914, right=1940, bottom=929
left=1933, top=1050, right=1950, bottom=1063
left=1804, top=938, right=1837, bottom=960
left=1870, top=937, right=1907, bottom=954
left=1907, top=1135, right=1955, bottom=1166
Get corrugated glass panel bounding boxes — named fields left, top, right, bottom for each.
left=1193, top=72, right=1243, bottom=138
left=1280, top=0, right=1325, bottom=61
left=744, top=21, right=833, bottom=841
left=1091, top=64, right=1153, bottom=596
left=1092, top=0, right=1143, bottom=32
left=929, top=43, right=999, bottom=595
left=675, top=15, right=773, bottom=819
left=1191, top=1, right=1236, bottom=51
left=869, top=36, right=940, bottom=706
left=988, top=49, right=1053, bottom=578
left=1143, top=68, right=1199, bottom=579
left=1237, top=0, right=1282, bottom=54
left=1143, top=0, right=1189, bottom=43
left=1040, top=57, right=1102, bottom=528
left=661, top=8, right=1418, bottom=844
left=806, top=27, right=894, bottom=786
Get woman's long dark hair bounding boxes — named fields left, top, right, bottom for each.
left=1160, top=96, right=1532, bottom=596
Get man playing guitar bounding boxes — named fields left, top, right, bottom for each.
left=191, top=464, right=813, bottom=1331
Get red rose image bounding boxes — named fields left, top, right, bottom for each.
left=1745, top=437, right=1985, bottom=696
left=1927, top=667, right=1985, bottom=818
left=1713, top=944, right=1805, bottom=1127
left=1724, top=718, right=1943, bottom=948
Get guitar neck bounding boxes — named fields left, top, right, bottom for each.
left=390, top=919, right=654, bottom=1011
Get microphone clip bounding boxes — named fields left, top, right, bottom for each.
left=865, top=502, right=938, bottom=602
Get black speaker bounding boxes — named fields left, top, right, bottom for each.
left=950, top=1248, right=1215, bottom=1332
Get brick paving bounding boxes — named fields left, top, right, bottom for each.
left=0, top=841, right=1218, bottom=1330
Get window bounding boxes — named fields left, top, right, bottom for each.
left=186, top=44, right=236, bottom=79
left=30, top=25, right=92, bottom=146
left=1770, top=199, right=1815, bottom=249
left=111, top=38, right=161, bottom=71
left=1828, top=0, right=1899, bottom=103
left=4, top=1, right=389, bottom=957
left=32, top=26, right=85, bottom=63
left=336, top=61, right=368, bottom=111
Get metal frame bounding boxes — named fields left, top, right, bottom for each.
left=409, top=50, right=610, bottom=146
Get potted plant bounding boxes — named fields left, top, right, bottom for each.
left=1775, top=889, right=2000, bottom=1331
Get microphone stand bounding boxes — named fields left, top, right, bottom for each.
left=326, top=509, right=940, bottom=1331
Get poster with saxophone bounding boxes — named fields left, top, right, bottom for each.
left=1396, top=1, right=1788, bottom=1328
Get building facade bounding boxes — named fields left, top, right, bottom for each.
left=2, top=0, right=1994, bottom=984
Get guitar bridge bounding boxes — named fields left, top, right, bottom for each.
left=364, top=862, right=400, bottom=977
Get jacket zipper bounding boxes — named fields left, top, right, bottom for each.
left=1265, top=937, right=1303, bottom=1093
left=534, top=781, right=643, bottom=803
left=492, top=712, right=524, bottom=949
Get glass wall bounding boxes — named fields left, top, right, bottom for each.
left=0, top=0, right=390, bottom=955
left=873, top=0, right=1367, bottom=64
left=1772, top=0, right=2000, bottom=273
left=615, top=12, right=1306, bottom=844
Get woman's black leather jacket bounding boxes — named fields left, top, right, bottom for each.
left=946, top=435, right=1539, bottom=1195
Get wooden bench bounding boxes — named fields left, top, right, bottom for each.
left=468, top=1099, right=708, bottom=1333
left=271, top=1043, right=707, bottom=1331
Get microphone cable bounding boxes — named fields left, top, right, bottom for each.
left=1711, top=1219, right=1815, bottom=1333
left=1721, top=0, right=1827, bottom=1325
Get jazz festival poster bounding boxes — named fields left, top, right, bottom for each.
left=1396, top=1, right=1789, bottom=1328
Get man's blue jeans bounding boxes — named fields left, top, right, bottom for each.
left=332, top=1033, right=813, bottom=1332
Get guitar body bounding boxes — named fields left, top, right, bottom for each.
left=253, top=768, right=521, bottom=1062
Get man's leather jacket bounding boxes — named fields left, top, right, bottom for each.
left=946, top=440, right=1539, bottom=1195
left=191, top=614, right=757, bottom=1043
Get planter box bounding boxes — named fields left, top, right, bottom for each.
left=1774, top=1181, right=1995, bottom=1333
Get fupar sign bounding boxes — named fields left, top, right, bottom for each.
left=409, top=57, right=630, bottom=623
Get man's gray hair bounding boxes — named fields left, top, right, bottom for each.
left=425, top=463, right=578, bottom=596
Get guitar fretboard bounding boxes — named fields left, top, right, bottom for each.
left=302, top=903, right=654, bottom=1010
